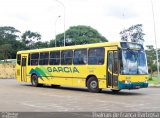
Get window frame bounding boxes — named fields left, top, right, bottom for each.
left=61, top=50, right=73, bottom=65
left=49, top=51, right=61, bottom=65
left=39, top=52, right=49, bottom=65
left=31, top=53, right=39, bottom=66
left=17, top=54, right=21, bottom=65
left=28, top=54, right=31, bottom=65
left=73, top=48, right=87, bottom=65
left=88, top=47, right=105, bottom=65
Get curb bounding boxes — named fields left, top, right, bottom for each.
left=148, top=84, right=160, bottom=88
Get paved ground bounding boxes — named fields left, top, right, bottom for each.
left=0, top=79, right=160, bottom=112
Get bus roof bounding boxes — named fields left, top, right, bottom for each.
left=17, top=42, right=121, bottom=54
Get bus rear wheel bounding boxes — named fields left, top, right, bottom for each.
left=31, top=75, right=43, bottom=87
left=87, top=76, right=101, bottom=93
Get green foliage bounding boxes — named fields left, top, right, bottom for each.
left=0, top=26, right=22, bottom=59
left=120, top=24, right=145, bottom=44
left=0, top=26, right=20, bottom=44
left=32, top=41, right=49, bottom=49
left=146, top=47, right=155, bottom=76
left=21, top=30, right=41, bottom=48
left=50, top=25, right=108, bottom=47
left=151, top=64, right=157, bottom=72
left=0, top=44, right=12, bottom=60
left=148, top=74, right=159, bottom=85
left=0, top=25, right=108, bottom=59
left=146, top=45, right=160, bottom=80
left=0, top=27, right=44, bottom=59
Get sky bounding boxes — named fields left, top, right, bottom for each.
left=0, top=0, right=160, bottom=48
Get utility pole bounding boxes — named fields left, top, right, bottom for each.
left=55, top=15, right=61, bottom=47
left=150, top=0, right=160, bottom=82
left=55, top=0, right=66, bottom=46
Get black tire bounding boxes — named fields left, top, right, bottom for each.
left=51, top=84, right=60, bottom=88
left=87, top=76, right=102, bottom=93
left=111, top=89, right=121, bottom=93
left=31, top=75, right=43, bottom=87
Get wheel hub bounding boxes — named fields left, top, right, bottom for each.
left=90, top=81, right=97, bottom=89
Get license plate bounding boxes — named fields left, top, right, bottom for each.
left=136, top=86, right=140, bottom=89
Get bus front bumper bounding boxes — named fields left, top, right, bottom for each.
left=118, top=81, right=148, bottom=90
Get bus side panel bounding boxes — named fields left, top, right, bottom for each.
left=72, top=65, right=107, bottom=88
left=48, top=65, right=73, bottom=86
left=28, top=65, right=73, bottom=86
left=89, top=65, right=106, bottom=89
left=26, top=65, right=32, bottom=83
left=72, top=65, right=87, bottom=87
left=16, top=64, right=21, bottom=82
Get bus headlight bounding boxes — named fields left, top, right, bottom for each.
left=125, top=80, right=129, bottom=84
left=125, top=80, right=131, bottom=84
left=125, top=76, right=131, bottom=84
left=144, top=80, right=148, bottom=83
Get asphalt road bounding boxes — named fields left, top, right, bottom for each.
left=0, top=79, right=160, bottom=112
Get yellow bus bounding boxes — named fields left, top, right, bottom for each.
left=16, top=42, right=148, bottom=92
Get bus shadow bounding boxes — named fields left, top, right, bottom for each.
left=22, top=84, right=89, bottom=93
left=48, top=86, right=89, bottom=93
left=21, top=84, right=145, bottom=96
left=101, top=90, right=144, bottom=96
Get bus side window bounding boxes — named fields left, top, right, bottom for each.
left=31, top=53, right=39, bottom=65
left=49, top=51, right=60, bottom=65
left=108, top=52, right=113, bottom=71
left=61, top=50, right=73, bottom=65
left=74, top=49, right=87, bottom=65
left=39, top=52, right=49, bottom=65
left=88, top=48, right=104, bottom=65
left=28, top=54, right=30, bottom=65
left=17, top=54, right=21, bottom=65
left=113, top=51, right=118, bottom=74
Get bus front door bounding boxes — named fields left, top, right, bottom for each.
left=21, top=56, right=27, bottom=82
left=107, top=50, right=118, bottom=89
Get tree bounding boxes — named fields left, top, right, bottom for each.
left=33, top=41, right=49, bottom=49
left=50, top=25, right=108, bottom=47
left=0, top=44, right=12, bottom=61
left=0, top=26, right=22, bottom=59
left=146, top=45, right=156, bottom=79
left=120, top=24, right=145, bottom=44
left=21, top=30, right=41, bottom=49
left=0, top=26, right=20, bottom=43
left=0, top=26, right=50, bottom=59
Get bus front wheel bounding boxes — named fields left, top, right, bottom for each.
left=31, top=75, right=42, bottom=87
left=87, top=76, right=101, bottom=93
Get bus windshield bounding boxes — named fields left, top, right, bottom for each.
left=120, top=49, right=148, bottom=75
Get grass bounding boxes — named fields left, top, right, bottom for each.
left=148, top=74, right=160, bottom=85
